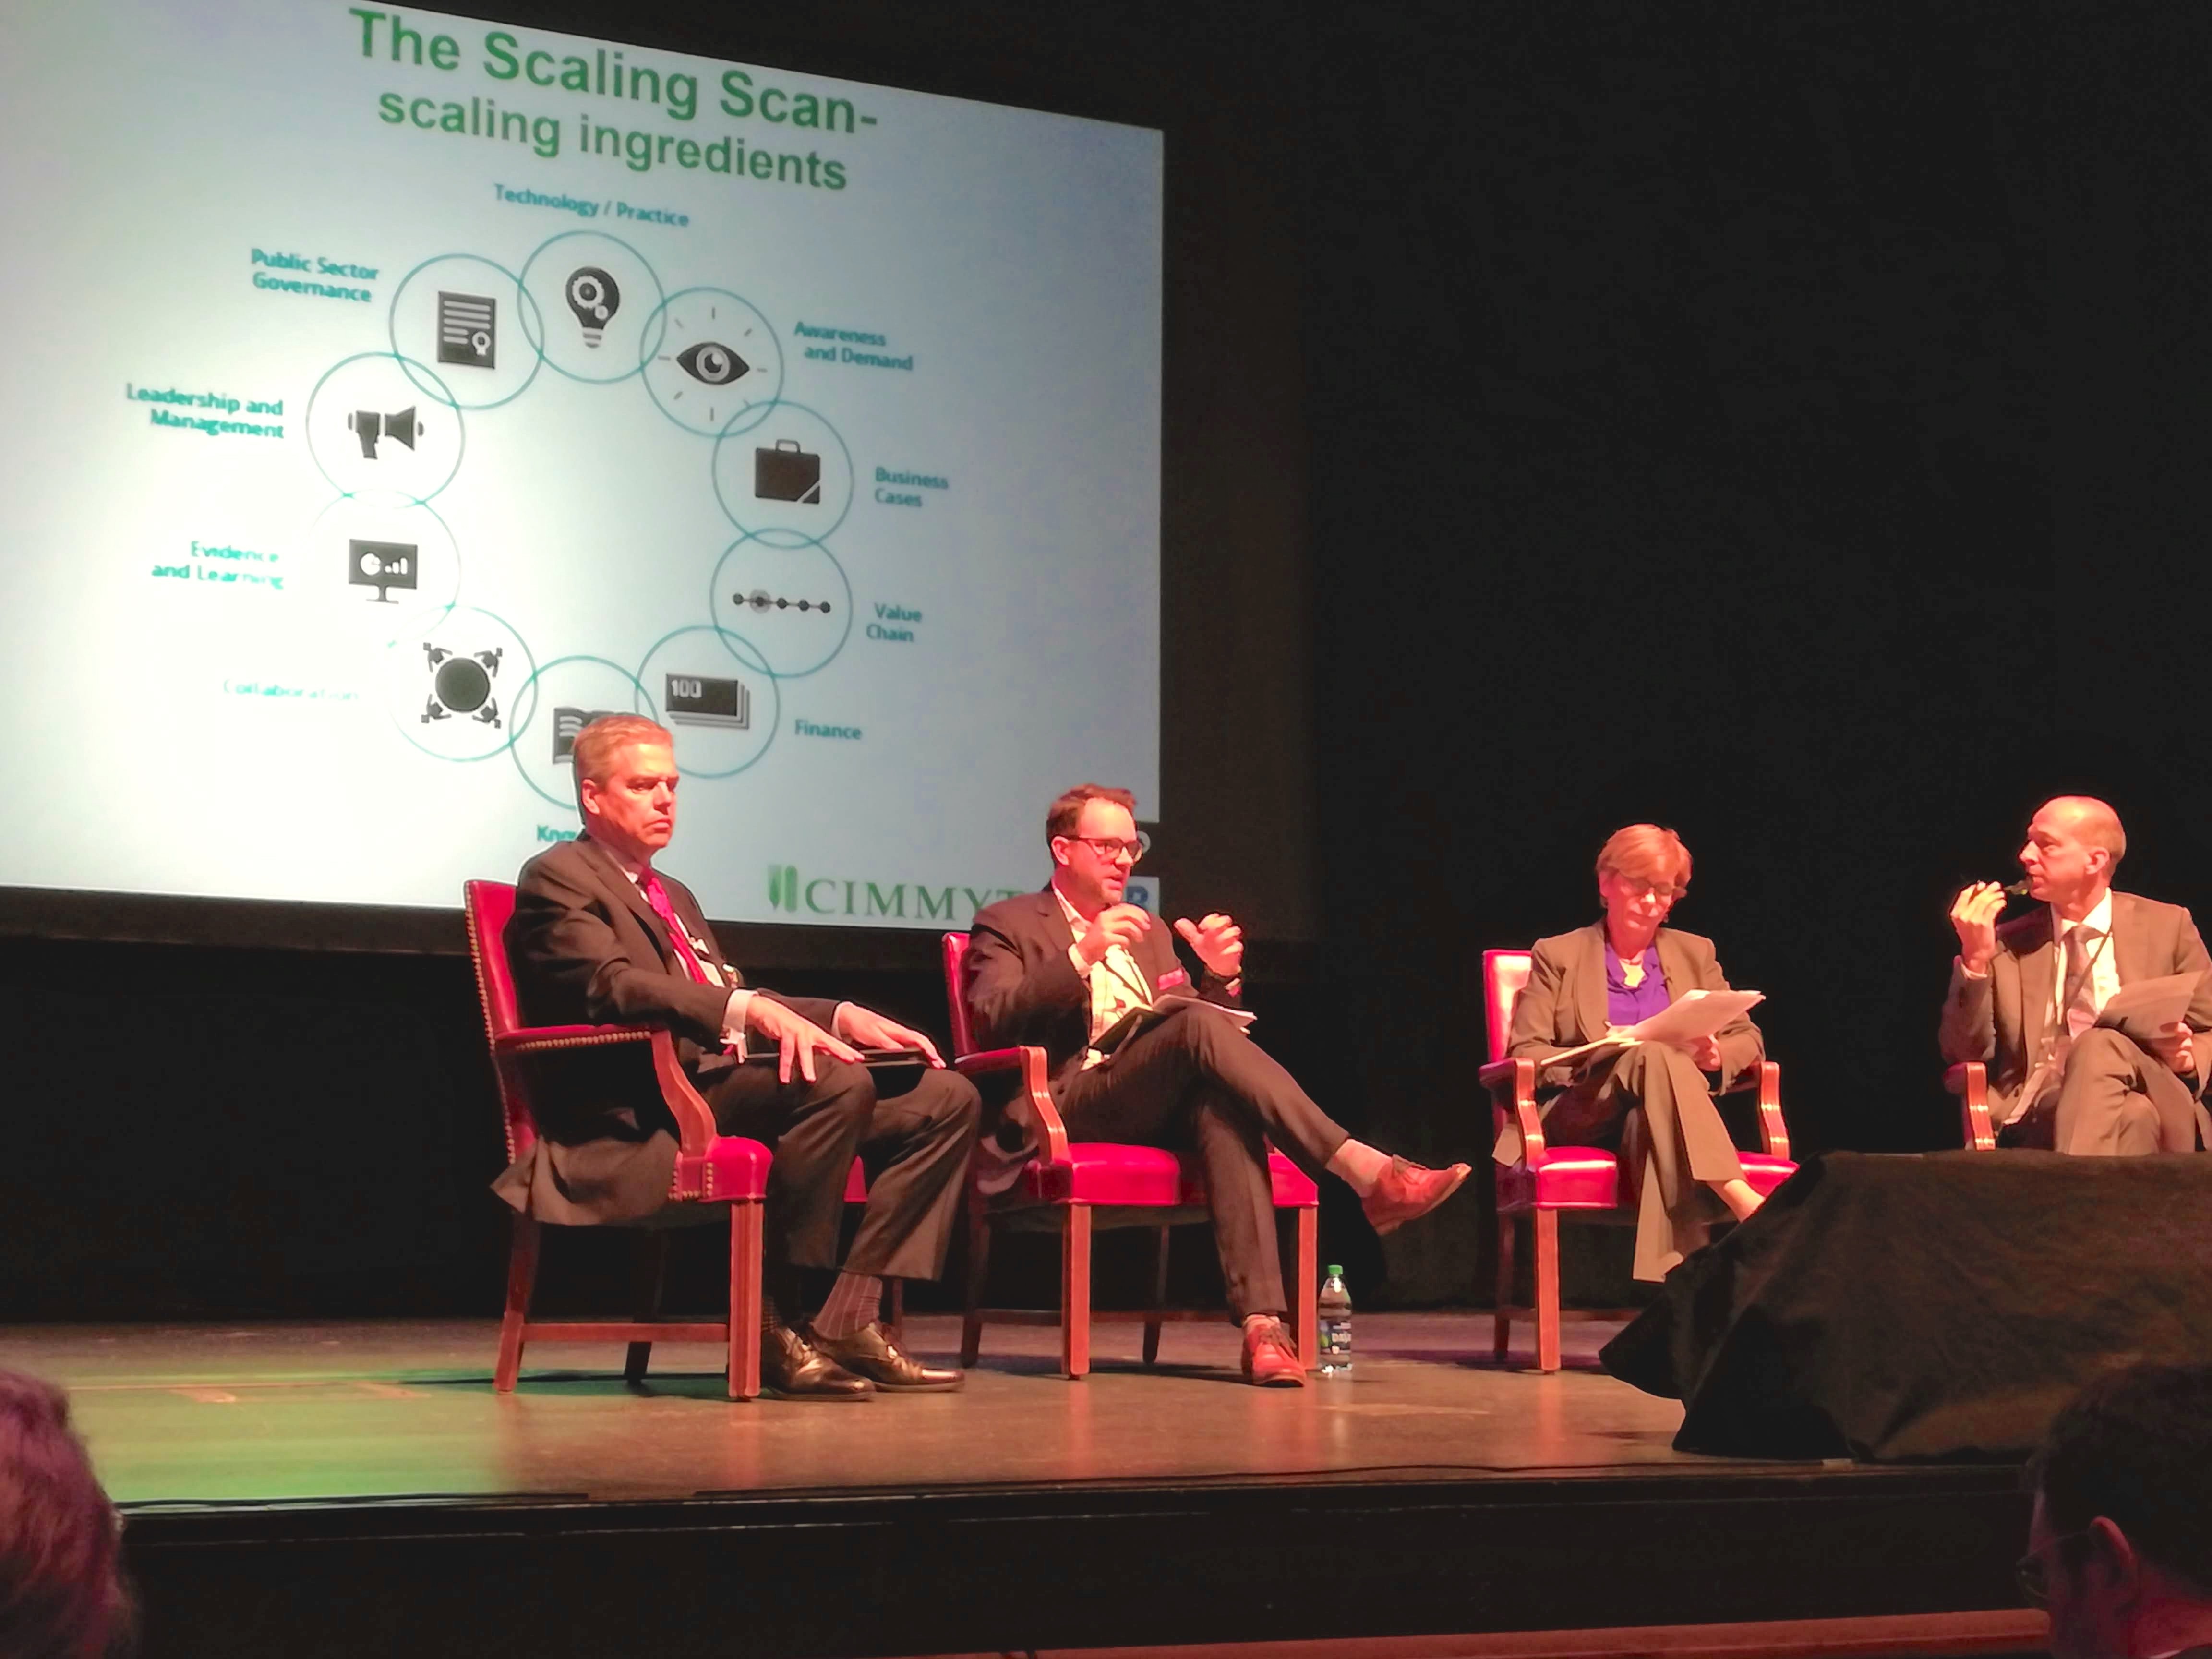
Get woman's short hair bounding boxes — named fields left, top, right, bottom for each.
left=0, top=1370, right=130, bottom=1659
left=1595, top=824, right=1693, bottom=891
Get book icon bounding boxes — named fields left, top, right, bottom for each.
left=437, top=291, right=497, bottom=370
left=551, top=706, right=619, bottom=763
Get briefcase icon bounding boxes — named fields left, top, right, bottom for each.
left=755, top=439, right=822, bottom=504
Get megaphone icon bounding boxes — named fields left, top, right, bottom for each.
left=347, top=406, right=423, bottom=460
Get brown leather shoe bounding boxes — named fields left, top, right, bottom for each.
left=761, top=1322, right=874, bottom=1400
left=1361, top=1156, right=1472, bottom=1236
left=1241, top=1317, right=1306, bottom=1387
left=806, top=1322, right=963, bottom=1392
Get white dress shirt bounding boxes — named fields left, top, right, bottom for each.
left=1054, top=882, right=1153, bottom=1069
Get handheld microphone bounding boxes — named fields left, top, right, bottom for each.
left=2002, top=879, right=2034, bottom=897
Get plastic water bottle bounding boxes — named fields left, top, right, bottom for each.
left=1318, top=1264, right=1353, bottom=1375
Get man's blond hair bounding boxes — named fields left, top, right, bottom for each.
left=571, top=714, right=673, bottom=814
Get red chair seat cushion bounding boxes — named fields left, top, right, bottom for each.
left=1497, top=1145, right=1622, bottom=1211
left=1014, top=1144, right=1318, bottom=1208
left=1741, top=1154, right=1797, bottom=1197
left=1499, top=1147, right=1798, bottom=1213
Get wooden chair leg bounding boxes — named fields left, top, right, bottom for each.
left=1494, top=1211, right=1516, bottom=1364
left=1292, top=1206, right=1318, bottom=1369
left=727, top=1201, right=763, bottom=1401
left=1061, top=1205, right=1093, bottom=1380
left=1534, top=1208, right=1562, bottom=1374
left=960, top=1201, right=989, bottom=1368
left=495, top=1214, right=540, bottom=1394
left=1142, top=1225, right=1170, bottom=1366
left=625, top=1231, right=670, bottom=1383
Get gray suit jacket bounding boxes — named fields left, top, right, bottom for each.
left=1937, top=889, right=2212, bottom=1122
left=1497, top=923, right=1764, bottom=1164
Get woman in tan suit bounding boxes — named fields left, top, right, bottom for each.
left=1502, top=824, right=1767, bottom=1280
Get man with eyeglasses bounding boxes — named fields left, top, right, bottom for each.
left=2020, top=1363, right=2212, bottom=1659
left=964, top=783, right=1470, bottom=1387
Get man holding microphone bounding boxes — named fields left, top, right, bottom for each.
left=966, top=784, right=1469, bottom=1386
left=1942, top=795, right=2212, bottom=1154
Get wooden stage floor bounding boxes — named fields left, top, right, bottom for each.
left=12, top=1312, right=2044, bottom=1658
left=32, top=1311, right=1735, bottom=1506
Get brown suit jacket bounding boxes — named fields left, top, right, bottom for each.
left=492, top=833, right=841, bottom=1223
left=965, top=887, right=1239, bottom=1098
left=1497, top=923, right=1764, bottom=1164
left=1937, top=889, right=2212, bottom=1123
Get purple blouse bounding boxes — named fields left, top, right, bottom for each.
left=1604, top=942, right=1670, bottom=1027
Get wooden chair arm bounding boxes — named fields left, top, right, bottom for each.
left=495, top=1022, right=719, bottom=1160
left=1946, top=1061, right=1995, bottom=1151
left=1480, top=1056, right=1545, bottom=1162
left=1750, top=1060, right=1789, bottom=1159
left=955, top=1045, right=1067, bottom=1165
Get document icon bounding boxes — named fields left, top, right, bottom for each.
left=437, top=291, right=497, bottom=370
left=755, top=440, right=822, bottom=504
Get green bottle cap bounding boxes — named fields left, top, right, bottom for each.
left=1326, top=1264, right=1344, bottom=1277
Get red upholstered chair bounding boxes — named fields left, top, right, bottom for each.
left=1946, top=1064, right=1997, bottom=1151
left=463, top=879, right=770, bottom=1399
left=1479, top=948, right=1796, bottom=1372
left=942, top=931, right=1319, bottom=1379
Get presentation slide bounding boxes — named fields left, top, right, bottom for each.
left=0, top=1, right=1162, bottom=931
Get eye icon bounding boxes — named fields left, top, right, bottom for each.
left=676, top=341, right=749, bottom=386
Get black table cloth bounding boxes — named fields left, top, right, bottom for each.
left=1601, top=1150, right=2212, bottom=1460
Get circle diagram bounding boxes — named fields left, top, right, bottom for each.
left=708, top=531, right=853, bottom=679
left=644, top=287, right=783, bottom=436
left=387, top=254, right=543, bottom=409
left=380, top=604, right=536, bottom=762
left=505, top=653, right=659, bottom=810
left=636, top=626, right=780, bottom=779
left=306, top=352, right=464, bottom=503
left=711, top=401, right=852, bottom=542
left=519, top=232, right=666, bottom=384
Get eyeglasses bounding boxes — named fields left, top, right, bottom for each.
left=2015, top=1530, right=2092, bottom=1606
left=1065, top=836, right=1143, bottom=865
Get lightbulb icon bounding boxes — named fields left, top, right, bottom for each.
left=565, top=267, right=621, bottom=347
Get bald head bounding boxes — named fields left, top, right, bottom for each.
left=2020, top=796, right=2127, bottom=917
left=2039, top=797, right=2127, bottom=866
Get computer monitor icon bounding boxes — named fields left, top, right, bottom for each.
left=348, top=539, right=418, bottom=603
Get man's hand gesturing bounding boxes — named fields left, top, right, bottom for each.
left=1949, top=881, right=2008, bottom=975
left=1174, top=913, right=1244, bottom=982
left=1076, top=903, right=1152, bottom=968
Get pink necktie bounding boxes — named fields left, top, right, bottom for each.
left=641, top=872, right=712, bottom=986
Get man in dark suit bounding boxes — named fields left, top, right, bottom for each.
left=498, top=715, right=980, bottom=1398
left=964, top=783, right=1470, bottom=1387
left=1943, top=796, right=2212, bottom=1154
